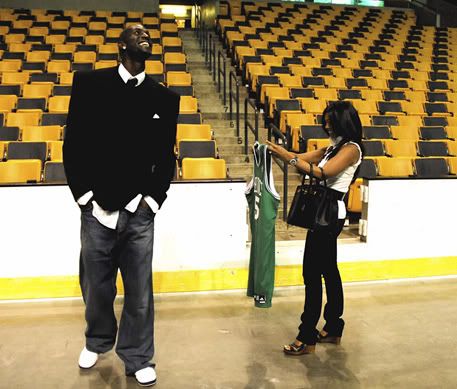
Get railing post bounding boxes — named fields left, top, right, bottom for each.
left=212, top=39, right=216, bottom=81
left=244, top=98, right=249, bottom=156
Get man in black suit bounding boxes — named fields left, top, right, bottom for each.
left=63, top=24, right=180, bottom=387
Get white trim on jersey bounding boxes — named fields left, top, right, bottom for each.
left=263, top=145, right=280, bottom=201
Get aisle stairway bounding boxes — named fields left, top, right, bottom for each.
left=179, top=29, right=358, bottom=241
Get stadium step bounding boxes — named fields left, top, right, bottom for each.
left=180, top=29, right=312, bottom=241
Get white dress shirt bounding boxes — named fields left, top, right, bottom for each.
left=77, top=64, right=159, bottom=229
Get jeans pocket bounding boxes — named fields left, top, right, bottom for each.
left=79, top=201, right=93, bottom=213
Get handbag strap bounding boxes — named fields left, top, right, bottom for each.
left=318, top=166, right=327, bottom=187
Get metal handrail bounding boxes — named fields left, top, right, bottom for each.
left=212, top=38, right=216, bottom=81
left=244, top=97, right=259, bottom=156
left=269, top=123, right=289, bottom=222
left=217, top=50, right=227, bottom=106
left=229, top=70, right=241, bottom=142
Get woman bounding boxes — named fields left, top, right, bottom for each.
left=266, top=101, right=364, bottom=355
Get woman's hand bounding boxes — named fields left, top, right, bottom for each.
left=266, top=140, right=293, bottom=163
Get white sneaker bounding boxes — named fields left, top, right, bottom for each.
left=78, top=347, right=98, bottom=369
left=134, top=367, right=157, bottom=387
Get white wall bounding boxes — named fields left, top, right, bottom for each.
left=0, top=182, right=249, bottom=278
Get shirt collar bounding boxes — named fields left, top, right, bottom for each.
left=118, top=63, right=146, bottom=86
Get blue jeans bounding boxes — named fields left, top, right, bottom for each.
left=79, top=201, right=155, bottom=375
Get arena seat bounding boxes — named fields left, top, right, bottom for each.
left=417, top=141, right=448, bottom=157
left=377, top=157, right=414, bottom=177
left=176, top=124, right=212, bottom=142
left=414, top=157, right=450, bottom=177
left=178, top=140, right=217, bottom=161
left=0, top=159, right=42, bottom=183
left=6, top=112, right=41, bottom=127
left=181, top=158, right=227, bottom=180
left=22, top=125, right=62, bottom=141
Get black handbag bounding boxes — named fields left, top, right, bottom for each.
left=287, top=164, right=339, bottom=230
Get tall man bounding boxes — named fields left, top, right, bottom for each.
left=63, top=25, right=180, bottom=387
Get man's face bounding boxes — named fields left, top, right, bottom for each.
left=120, top=24, right=152, bottom=60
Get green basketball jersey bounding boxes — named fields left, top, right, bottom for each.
left=246, top=142, right=280, bottom=308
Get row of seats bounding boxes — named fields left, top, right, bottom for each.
left=360, top=156, right=457, bottom=177
left=0, top=7, right=228, bottom=183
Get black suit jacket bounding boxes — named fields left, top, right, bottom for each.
left=63, top=66, right=180, bottom=211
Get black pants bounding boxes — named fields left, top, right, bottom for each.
left=296, top=219, right=345, bottom=345
left=79, top=202, right=155, bottom=375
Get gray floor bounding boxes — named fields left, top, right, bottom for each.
left=1, top=277, right=456, bottom=389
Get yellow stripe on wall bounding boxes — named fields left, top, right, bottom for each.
left=1, top=256, right=456, bottom=300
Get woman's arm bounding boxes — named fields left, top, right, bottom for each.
left=266, top=141, right=360, bottom=179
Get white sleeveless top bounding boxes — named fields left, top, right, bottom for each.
left=317, top=141, right=362, bottom=193
left=317, top=141, right=362, bottom=219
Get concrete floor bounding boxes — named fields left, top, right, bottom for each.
left=1, top=277, right=456, bottom=389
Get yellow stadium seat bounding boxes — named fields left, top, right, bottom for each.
left=73, top=52, right=96, bottom=64
left=167, top=72, right=192, bottom=86
left=401, top=102, right=425, bottom=116
left=22, top=126, right=62, bottom=142
left=307, top=138, right=331, bottom=152
left=367, top=78, right=387, bottom=90
left=88, top=21, right=107, bottom=30
left=160, top=24, right=179, bottom=34
left=314, top=88, right=338, bottom=101
left=360, top=90, right=382, bottom=101
left=22, top=84, right=52, bottom=99
left=300, top=99, right=327, bottom=115
left=181, top=158, right=226, bottom=179
left=352, top=100, right=378, bottom=115
left=325, top=77, right=346, bottom=89
left=51, top=21, right=70, bottom=30
left=54, top=44, right=76, bottom=54
left=29, top=27, right=49, bottom=37
left=278, top=74, right=302, bottom=88
left=48, top=96, right=71, bottom=113
left=6, top=112, right=41, bottom=127
left=5, top=34, right=25, bottom=44
left=94, top=61, right=117, bottom=70
left=446, top=127, right=457, bottom=139
left=0, top=95, right=18, bottom=113
left=47, top=61, right=71, bottom=74
left=405, top=91, right=426, bottom=102
left=13, top=20, right=33, bottom=28
left=447, top=140, right=457, bottom=156
left=448, top=157, right=457, bottom=174
left=8, top=43, right=32, bottom=53
left=162, top=37, right=182, bottom=49
left=347, top=178, right=362, bottom=213
left=397, top=115, right=422, bottom=127
left=69, top=27, right=87, bottom=37
left=176, top=124, right=212, bottom=142
left=0, top=160, right=42, bottom=184
left=164, top=53, right=186, bottom=64
left=0, top=61, right=22, bottom=73
left=85, top=35, right=105, bottom=45
left=48, top=141, right=63, bottom=161
left=98, top=44, right=119, bottom=54
left=26, top=51, right=50, bottom=63
left=384, top=140, right=418, bottom=157
left=179, top=96, right=198, bottom=114
left=145, top=61, right=164, bottom=74
left=152, top=45, right=162, bottom=55
left=45, top=35, right=66, bottom=45
left=390, top=126, right=420, bottom=141
left=377, top=157, right=414, bottom=177
left=59, top=73, right=74, bottom=85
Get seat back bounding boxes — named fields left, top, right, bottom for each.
left=0, top=160, right=42, bottom=183
left=414, top=158, right=449, bottom=177
left=181, top=158, right=226, bottom=180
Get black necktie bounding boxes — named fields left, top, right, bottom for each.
left=127, top=78, right=138, bottom=88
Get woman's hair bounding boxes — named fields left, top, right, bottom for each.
left=321, top=101, right=365, bottom=159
